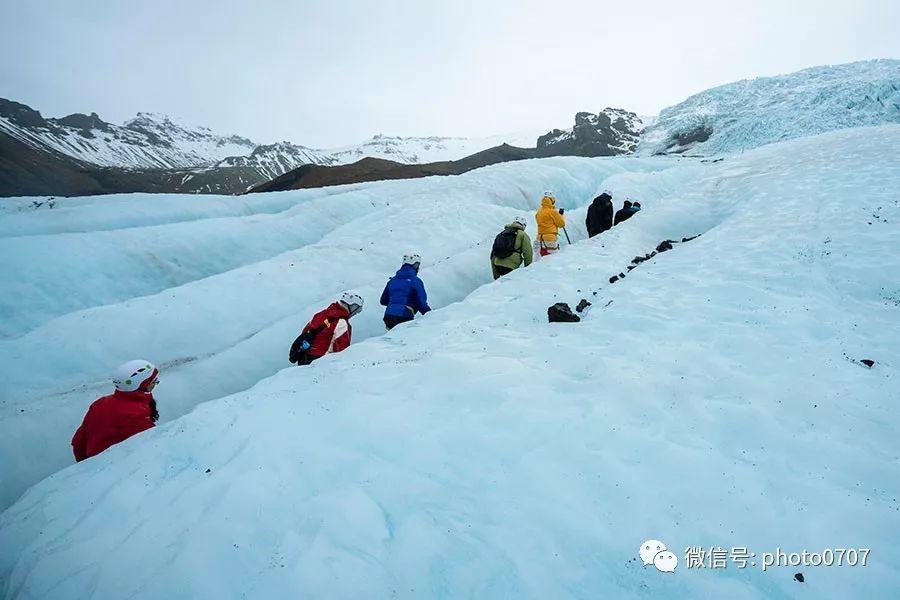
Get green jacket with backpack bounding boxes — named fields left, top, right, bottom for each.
left=491, top=222, right=533, bottom=270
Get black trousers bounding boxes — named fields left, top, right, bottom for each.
left=296, top=352, right=322, bottom=366
left=384, top=315, right=413, bottom=330
left=492, top=264, right=514, bottom=280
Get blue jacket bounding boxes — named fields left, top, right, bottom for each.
left=380, top=264, right=431, bottom=319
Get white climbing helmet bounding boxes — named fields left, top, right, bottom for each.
left=339, top=291, right=364, bottom=317
left=113, top=359, right=158, bottom=392
left=513, top=215, right=528, bottom=228
left=402, top=253, right=421, bottom=266
left=543, top=190, right=555, bottom=199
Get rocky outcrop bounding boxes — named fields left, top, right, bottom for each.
left=537, top=108, right=643, bottom=157
left=55, top=112, right=113, bottom=135
left=0, top=99, right=48, bottom=128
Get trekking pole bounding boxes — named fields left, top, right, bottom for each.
left=562, top=227, right=571, bottom=244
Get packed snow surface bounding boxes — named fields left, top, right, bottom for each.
left=640, top=59, right=900, bottom=155
left=1, top=125, right=899, bottom=598
left=0, top=155, right=674, bottom=512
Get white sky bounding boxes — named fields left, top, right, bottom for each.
left=2, top=0, right=899, bottom=148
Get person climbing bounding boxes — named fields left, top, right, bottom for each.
left=380, top=253, right=431, bottom=330
left=289, top=291, right=363, bottom=365
left=585, top=192, right=614, bottom=237
left=614, top=198, right=641, bottom=225
left=71, top=360, right=160, bottom=462
left=490, top=216, right=533, bottom=279
left=534, top=190, right=566, bottom=257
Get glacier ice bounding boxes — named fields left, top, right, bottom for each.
left=640, top=59, right=900, bottom=155
left=0, top=125, right=897, bottom=598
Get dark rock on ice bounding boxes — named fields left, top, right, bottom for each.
left=548, top=303, right=581, bottom=323
left=656, top=240, right=674, bottom=253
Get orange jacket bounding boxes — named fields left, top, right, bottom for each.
left=535, top=196, right=566, bottom=242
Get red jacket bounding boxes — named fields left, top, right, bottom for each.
left=72, top=390, right=156, bottom=461
left=303, top=302, right=352, bottom=358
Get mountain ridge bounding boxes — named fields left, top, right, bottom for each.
left=0, top=98, right=641, bottom=197
left=0, top=98, right=551, bottom=196
left=248, top=143, right=540, bottom=193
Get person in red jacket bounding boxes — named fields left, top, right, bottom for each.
left=289, top=292, right=364, bottom=366
left=71, top=360, right=160, bottom=462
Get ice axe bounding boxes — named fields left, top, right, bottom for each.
left=558, top=207, right=571, bottom=244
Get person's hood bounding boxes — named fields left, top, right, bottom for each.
left=594, top=193, right=612, bottom=204
left=541, top=196, right=556, bottom=208
left=324, top=301, right=351, bottom=319
left=506, top=221, right=525, bottom=231
left=394, top=263, right=419, bottom=279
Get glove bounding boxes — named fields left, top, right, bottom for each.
left=300, top=340, right=311, bottom=351
left=558, top=208, right=565, bottom=215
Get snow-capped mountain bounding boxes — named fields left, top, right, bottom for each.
left=328, top=132, right=541, bottom=165
left=640, top=59, right=900, bottom=155
left=216, top=141, right=339, bottom=179
left=0, top=99, right=256, bottom=169
left=0, top=97, right=543, bottom=196
left=537, top=108, right=643, bottom=157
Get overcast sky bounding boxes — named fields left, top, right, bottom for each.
left=2, top=0, right=898, bottom=148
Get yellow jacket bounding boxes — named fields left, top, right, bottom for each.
left=535, top=196, right=566, bottom=242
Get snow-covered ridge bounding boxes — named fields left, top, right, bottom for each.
left=0, top=100, right=257, bottom=169
left=0, top=125, right=897, bottom=597
left=639, top=59, right=900, bottom=155
left=215, top=142, right=339, bottom=180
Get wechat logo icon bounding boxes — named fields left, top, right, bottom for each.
left=640, top=539, right=678, bottom=573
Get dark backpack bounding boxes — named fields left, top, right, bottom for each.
left=491, top=227, right=520, bottom=259
left=288, top=324, right=325, bottom=364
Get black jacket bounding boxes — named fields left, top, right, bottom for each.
left=614, top=206, right=638, bottom=225
left=585, top=194, right=613, bottom=237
